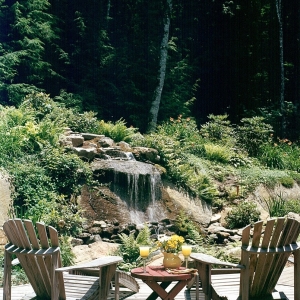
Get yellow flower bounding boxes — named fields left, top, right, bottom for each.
left=157, top=234, right=185, bottom=253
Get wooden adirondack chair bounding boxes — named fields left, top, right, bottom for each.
left=191, top=217, right=300, bottom=300
left=2, top=219, right=137, bottom=300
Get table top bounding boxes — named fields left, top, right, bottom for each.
left=131, top=266, right=193, bottom=281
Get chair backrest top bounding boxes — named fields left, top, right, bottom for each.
left=240, top=217, right=300, bottom=298
left=4, top=218, right=59, bottom=251
left=3, top=218, right=63, bottom=299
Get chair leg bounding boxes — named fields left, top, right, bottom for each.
left=195, top=273, right=200, bottom=300
left=3, top=251, right=12, bottom=300
left=115, top=271, right=120, bottom=300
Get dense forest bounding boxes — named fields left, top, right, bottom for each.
left=0, top=0, right=300, bottom=136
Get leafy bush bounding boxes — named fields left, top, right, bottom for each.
left=225, top=201, right=260, bottom=229
left=259, top=143, right=286, bottom=169
left=204, top=143, right=231, bottom=163
left=114, top=225, right=153, bottom=272
left=236, top=116, right=273, bottom=157
left=9, top=157, right=57, bottom=215
left=59, top=236, right=76, bottom=266
left=200, top=114, right=235, bottom=146
left=40, top=148, right=93, bottom=196
left=263, top=193, right=286, bottom=217
left=97, top=118, right=138, bottom=142
left=157, top=116, right=200, bottom=142
left=41, top=198, right=85, bottom=236
left=263, top=193, right=300, bottom=217
left=279, top=176, right=294, bottom=188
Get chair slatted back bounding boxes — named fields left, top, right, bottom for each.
left=240, top=217, right=300, bottom=298
left=3, top=219, right=65, bottom=299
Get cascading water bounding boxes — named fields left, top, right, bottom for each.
left=91, top=159, right=165, bottom=223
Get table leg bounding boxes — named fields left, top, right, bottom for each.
left=144, top=281, right=172, bottom=300
left=99, top=264, right=117, bottom=300
left=166, top=280, right=188, bottom=299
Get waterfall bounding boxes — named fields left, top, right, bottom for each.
left=92, top=160, right=164, bottom=223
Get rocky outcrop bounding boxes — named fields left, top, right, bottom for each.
left=0, top=173, right=12, bottom=245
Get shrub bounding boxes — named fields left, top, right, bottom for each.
left=279, top=176, right=294, bottom=188
left=59, top=236, right=76, bottom=266
left=39, top=148, right=93, bottom=196
left=9, top=157, right=57, bottom=214
left=41, top=197, right=85, bottom=236
left=114, top=225, right=153, bottom=272
left=204, top=143, right=231, bottom=163
left=199, top=114, right=235, bottom=146
left=262, top=193, right=286, bottom=217
left=236, top=116, right=273, bottom=157
left=263, top=193, right=300, bottom=217
left=258, top=143, right=285, bottom=169
left=225, top=201, right=260, bottom=229
left=157, top=116, right=200, bottom=142
left=97, top=119, right=138, bottom=142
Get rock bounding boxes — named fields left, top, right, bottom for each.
left=210, top=214, right=221, bottom=224
left=0, top=173, right=12, bottom=239
left=132, top=147, right=160, bottom=163
left=72, top=241, right=119, bottom=264
left=93, top=235, right=102, bottom=242
left=71, top=238, right=83, bottom=246
left=72, top=147, right=96, bottom=160
left=118, top=141, right=132, bottom=152
left=81, top=133, right=105, bottom=140
left=69, top=134, right=84, bottom=147
left=228, top=235, right=242, bottom=242
left=98, top=137, right=114, bottom=147
left=93, top=220, right=105, bottom=227
left=101, top=148, right=132, bottom=160
left=0, top=228, right=7, bottom=245
left=89, top=227, right=102, bottom=235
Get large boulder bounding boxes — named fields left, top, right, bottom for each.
left=0, top=173, right=12, bottom=246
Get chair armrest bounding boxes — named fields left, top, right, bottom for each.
left=55, top=255, right=123, bottom=273
left=190, top=253, right=244, bottom=269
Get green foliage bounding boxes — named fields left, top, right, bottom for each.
left=225, top=201, right=260, bottom=229
left=8, top=157, right=56, bottom=214
left=175, top=211, right=190, bottom=233
left=66, top=111, right=100, bottom=133
left=279, top=176, right=294, bottom=188
left=263, top=193, right=300, bottom=217
left=157, top=116, right=200, bottom=144
left=200, top=114, right=235, bottom=146
left=259, top=143, right=286, bottom=169
left=115, top=225, right=153, bottom=272
left=186, top=223, right=205, bottom=246
left=59, top=236, right=76, bottom=267
left=237, top=167, right=291, bottom=195
left=236, top=117, right=273, bottom=157
left=39, top=147, right=93, bottom=196
left=41, top=198, right=84, bottom=236
left=54, top=90, right=83, bottom=111
left=204, top=143, right=231, bottom=163
left=97, top=119, right=138, bottom=142
left=262, top=193, right=286, bottom=217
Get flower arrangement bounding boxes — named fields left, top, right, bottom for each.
left=156, top=234, right=185, bottom=253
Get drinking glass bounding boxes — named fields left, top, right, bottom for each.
left=139, top=246, right=150, bottom=273
left=181, top=245, right=192, bottom=268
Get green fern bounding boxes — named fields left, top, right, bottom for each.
left=136, top=225, right=151, bottom=245
left=187, top=223, right=204, bottom=246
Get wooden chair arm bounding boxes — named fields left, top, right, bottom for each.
left=55, top=256, right=123, bottom=273
left=190, top=253, right=245, bottom=269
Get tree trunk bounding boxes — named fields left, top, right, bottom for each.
left=147, top=0, right=172, bottom=133
left=275, top=0, right=285, bottom=136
